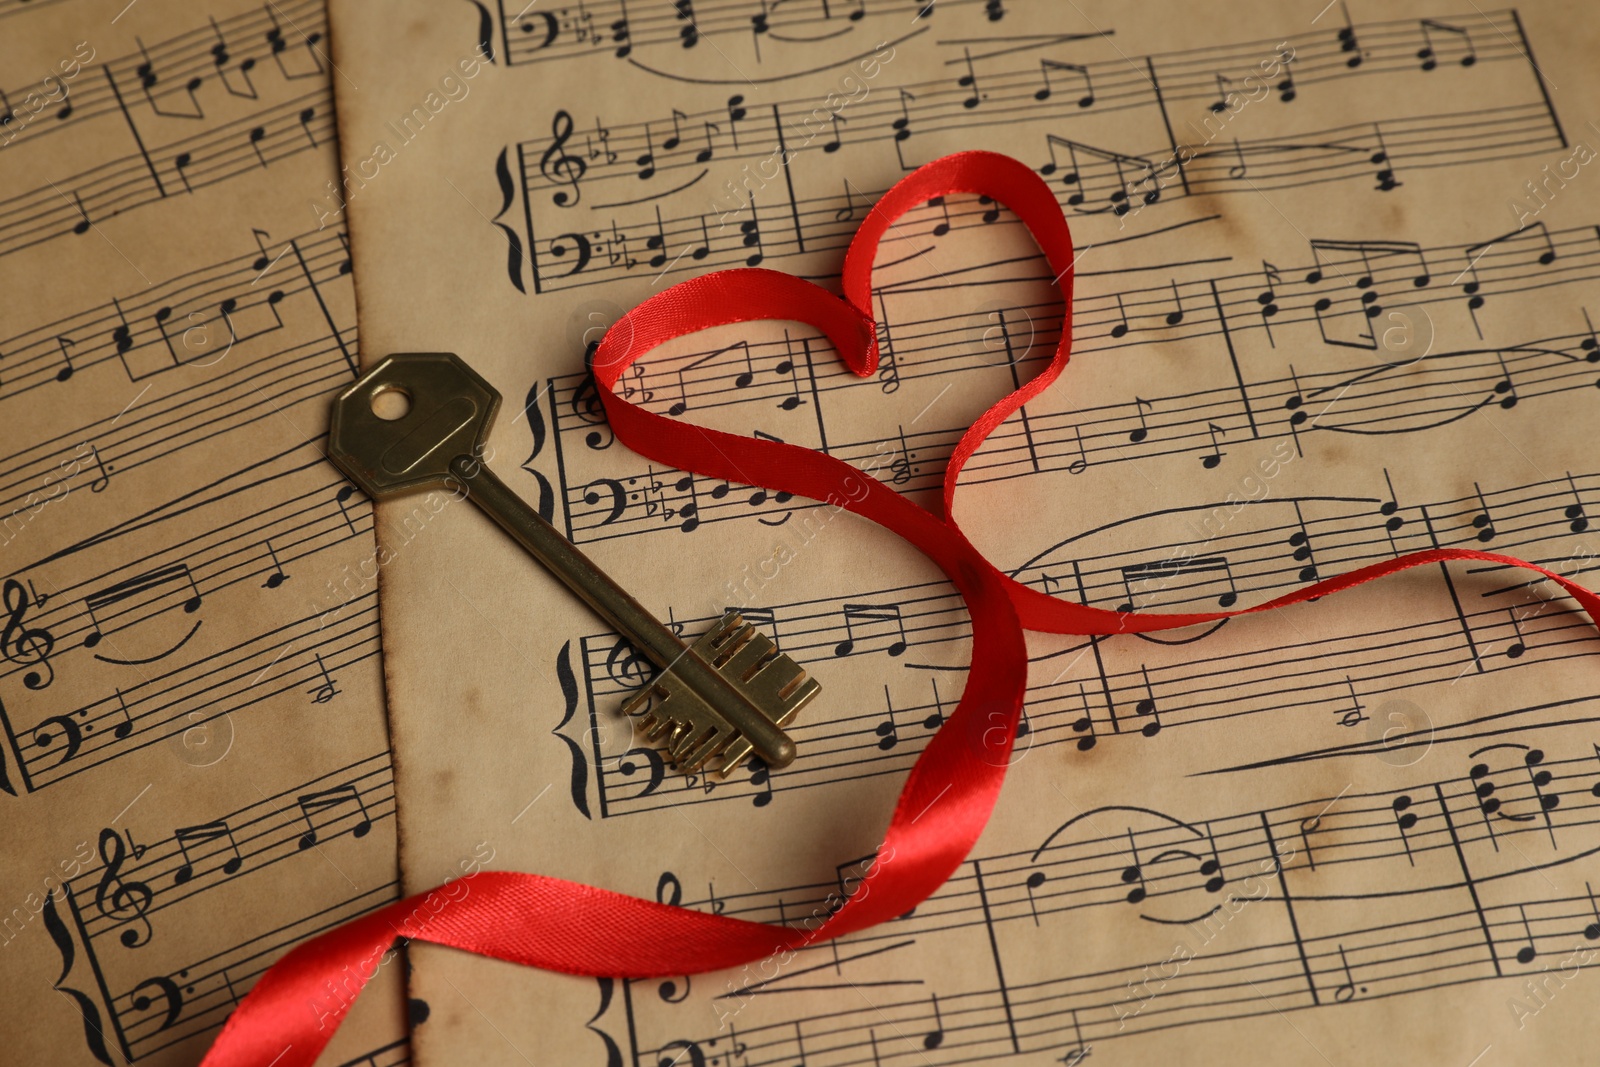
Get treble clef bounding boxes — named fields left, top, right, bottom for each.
left=1, top=578, right=55, bottom=690
left=539, top=109, right=586, bottom=207
left=93, top=827, right=154, bottom=947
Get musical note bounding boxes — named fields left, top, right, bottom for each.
left=1334, top=0, right=1364, bottom=67
left=1333, top=944, right=1365, bottom=1000
left=957, top=48, right=982, bottom=109
left=690, top=214, right=710, bottom=262
left=1515, top=905, right=1538, bottom=965
left=695, top=118, right=721, bottom=162
left=1275, top=45, right=1297, bottom=101
left=635, top=124, right=655, bottom=180
left=1380, top=468, right=1405, bottom=533
left=1070, top=684, right=1096, bottom=751
left=1226, top=137, right=1248, bottom=180
left=834, top=604, right=908, bottom=657
left=1460, top=224, right=1556, bottom=330
left=874, top=686, right=900, bottom=750
left=661, top=108, right=688, bottom=151
left=244, top=228, right=274, bottom=274
left=540, top=110, right=586, bottom=206
left=260, top=540, right=289, bottom=589
left=137, top=38, right=206, bottom=119
left=1122, top=829, right=1148, bottom=903
left=674, top=0, right=698, bottom=47
left=1165, top=280, right=1185, bottom=326
left=640, top=469, right=700, bottom=533
left=70, top=189, right=92, bottom=235
left=1493, top=352, right=1519, bottom=409
left=2, top=577, right=56, bottom=690
left=335, top=485, right=359, bottom=532
left=923, top=677, right=948, bottom=732
left=247, top=124, right=268, bottom=165
left=82, top=563, right=203, bottom=651
left=1209, top=73, right=1237, bottom=114
left=1289, top=501, right=1317, bottom=580
left=1337, top=675, right=1376, bottom=726
left=1040, top=136, right=1159, bottom=215
left=1565, top=472, right=1588, bottom=533
left=308, top=652, right=340, bottom=703
left=646, top=206, right=668, bottom=268
left=1200, top=822, right=1226, bottom=892
left=1523, top=748, right=1560, bottom=818
left=1418, top=18, right=1476, bottom=70
left=1503, top=609, right=1527, bottom=657
left=891, top=88, right=914, bottom=142
left=54, top=335, right=76, bottom=382
left=1299, top=810, right=1324, bottom=870
left=173, top=149, right=196, bottom=191
left=776, top=332, right=806, bottom=411
left=1578, top=308, right=1599, bottom=362
left=1470, top=758, right=1502, bottom=817
left=173, top=820, right=243, bottom=884
left=835, top=178, right=859, bottom=223
left=1036, top=60, right=1093, bottom=106
left=1470, top=482, right=1496, bottom=541
left=739, top=196, right=764, bottom=266
left=611, top=0, right=632, bottom=57
left=928, top=195, right=951, bottom=237
left=1200, top=422, right=1225, bottom=469
left=1371, top=124, right=1397, bottom=190
left=1134, top=665, right=1160, bottom=737
left=295, top=784, right=373, bottom=849
left=102, top=297, right=133, bottom=365
left=747, top=757, right=773, bottom=807
left=1119, top=556, right=1237, bottom=611
left=820, top=110, right=848, bottom=154
left=1391, top=794, right=1419, bottom=863
left=110, top=687, right=134, bottom=739
left=1111, top=293, right=1131, bottom=339
left=1308, top=239, right=1433, bottom=300
left=924, top=993, right=946, bottom=1049
left=1066, top=424, right=1088, bottom=474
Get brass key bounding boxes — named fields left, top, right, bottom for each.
left=326, top=352, right=817, bottom=776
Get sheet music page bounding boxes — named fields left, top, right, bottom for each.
left=0, top=1, right=406, bottom=1063
left=327, top=1, right=1600, bottom=1063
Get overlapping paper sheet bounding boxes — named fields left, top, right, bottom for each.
left=0, top=1, right=407, bottom=1063
left=328, top=1, right=1600, bottom=1063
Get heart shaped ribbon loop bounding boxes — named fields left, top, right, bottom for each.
left=841, top=150, right=1080, bottom=521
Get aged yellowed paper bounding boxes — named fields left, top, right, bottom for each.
left=329, top=1, right=1600, bottom=1063
left=0, top=1, right=404, bottom=1063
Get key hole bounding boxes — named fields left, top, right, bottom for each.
left=370, top=386, right=411, bottom=421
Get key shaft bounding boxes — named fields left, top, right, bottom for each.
left=446, top=454, right=797, bottom=769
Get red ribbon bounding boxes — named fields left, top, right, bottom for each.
left=200, top=151, right=1600, bottom=1066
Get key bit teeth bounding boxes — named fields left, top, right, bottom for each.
left=617, top=611, right=822, bottom=780
left=677, top=725, right=732, bottom=773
